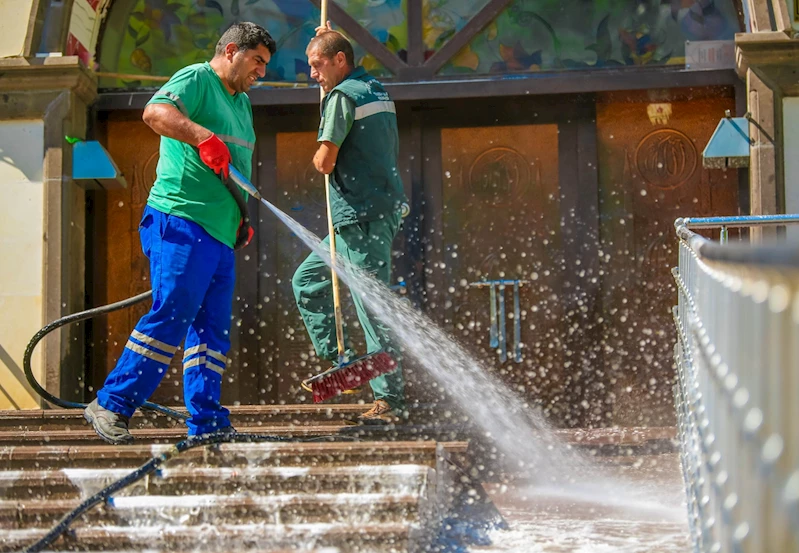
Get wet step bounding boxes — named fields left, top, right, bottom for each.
left=34, top=550, right=341, bottom=553
left=0, top=440, right=467, bottom=470
left=0, top=422, right=470, bottom=447
left=0, top=404, right=456, bottom=432
left=0, top=464, right=432, bottom=500
left=0, top=493, right=421, bottom=528
left=0, top=522, right=414, bottom=552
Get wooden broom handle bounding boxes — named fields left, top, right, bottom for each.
left=320, top=0, right=346, bottom=362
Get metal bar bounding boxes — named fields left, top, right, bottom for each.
left=469, top=279, right=530, bottom=287
left=498, top=285, right=507, bottom=363
left=489, top=283, right=498, bottom=349
left=679, top=214, right=799, bottom=229
left=513, top=281, right=521, bottom=363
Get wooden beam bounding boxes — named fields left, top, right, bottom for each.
left=557, top=110, right=603, bottom=427
left=407, top=0, right=424, bottom=66
left=308, top=0, right=406, bottom=75
left=95, top=68, right=739, bottom=110
left=422, top=0, right=513, bottom=75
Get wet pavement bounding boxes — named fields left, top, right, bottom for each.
left=478, top=454, right=690, bottom=552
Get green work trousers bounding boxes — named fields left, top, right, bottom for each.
left=292, top=211, right=405, bottom=410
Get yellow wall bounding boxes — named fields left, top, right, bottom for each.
left=0, top=0, right=35, bottom=58
left=0, top=120, right=44, bottom=409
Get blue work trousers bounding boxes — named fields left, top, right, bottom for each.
left=97, top=205, right=234, bottom=435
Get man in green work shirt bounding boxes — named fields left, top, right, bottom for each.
left=84, top=23, right=275, bottom=444
left=292, top=26, right=408, bottom=424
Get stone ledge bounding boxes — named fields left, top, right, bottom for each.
left=0, top=56, right=96, bottom=106
left=736, top=30, right=799, bottom=94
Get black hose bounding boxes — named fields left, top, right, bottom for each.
left=20, top=431, right=357, bottom=553
left=223, top=172, right=253, bottom=251
left=24, top=172, right=254, bottom=418
left=22, top=290, right=186, bottom=420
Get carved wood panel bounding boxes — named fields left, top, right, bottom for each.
left=596, top=89, right=739, bottom=426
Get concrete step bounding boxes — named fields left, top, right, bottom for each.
left=0, top=493, right=421, bottom=528
left=0, top=522, right=414, bottom=552
left=0, top=464, right=432, bottom=500
left=0, top=440, right=467, bottom=470
left=0, top=404, right=456, bottom=432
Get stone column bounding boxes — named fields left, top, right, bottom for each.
left=0, top=56, right=96, bottom=406
left=736, top=0, right=798, bottom=239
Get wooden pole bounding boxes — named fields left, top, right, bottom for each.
left=319, top=0, right=347, bottom=364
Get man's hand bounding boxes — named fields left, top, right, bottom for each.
left=234, top=218, right=254, bottom=250
left=198, top=134, right=232, bottom=179
left=314, top=21, right=333, bottom=36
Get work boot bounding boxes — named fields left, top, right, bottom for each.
left=83, top=399, right=133, bottom=445
left=357, top=399, right=398, bottom=425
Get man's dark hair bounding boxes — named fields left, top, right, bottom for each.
left=216, top=22, right=276, bottom=56
left=306, top=31, right=354, bottom=67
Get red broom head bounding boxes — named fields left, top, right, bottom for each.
left=311, top=352, right=397, bottom=403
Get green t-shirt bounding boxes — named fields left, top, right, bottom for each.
left=146, top=62, right=255, bottom=248
left=319, top=92, right=355, bottom=147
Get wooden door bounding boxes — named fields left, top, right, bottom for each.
left=595, top=87, right=740, bottom=426
left=417, top=99, right=588, bottom=422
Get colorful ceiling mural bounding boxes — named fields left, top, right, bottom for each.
left=440, top=0, right=742, bottom=74
left=98, top=0, right=743, bottom=89
left=99, top=0, right=396, bottom=88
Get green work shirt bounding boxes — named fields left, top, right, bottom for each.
left=146, top=62, right=255, bottom=248
left=318, top=66, right=407, bottom=228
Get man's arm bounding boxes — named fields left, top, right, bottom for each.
left=313, top=141, right=339, bottom=175
left=142, top=103, right=211, bottom=146
left=313, top=92, right=354, bottom=175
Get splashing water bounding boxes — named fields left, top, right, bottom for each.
left=256, top=198, right=686, bottom=522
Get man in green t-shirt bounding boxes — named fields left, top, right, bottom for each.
left=292, top=27, right=408, bottom=424
left=84, top=23, right=276, bottom=444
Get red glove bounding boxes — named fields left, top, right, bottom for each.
left=198, top=134, right=231, bottom=179
left=234, top=218, right=254, bottom=250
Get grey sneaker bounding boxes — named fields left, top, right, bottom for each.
left=83, top=399, right=134, bottom=445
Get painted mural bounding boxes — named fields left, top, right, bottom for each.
left=101, top=0, right=402, bottom=88
left=441, top=0, right=742, bottom=74
left=422, top=0, right=490, bottom=57
left=100, top=0, right=742, bottom=88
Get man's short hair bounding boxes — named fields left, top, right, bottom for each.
left=216, top=22, right=276, bottom=56
left=306, top=31, right=354, bottom=67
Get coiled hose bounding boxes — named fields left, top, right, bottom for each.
left=22, top=290, right=186, bottom=420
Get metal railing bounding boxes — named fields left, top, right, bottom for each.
left=679, top=214, right=799, bottom=244
left=673, top=215, right=799, bottom=553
